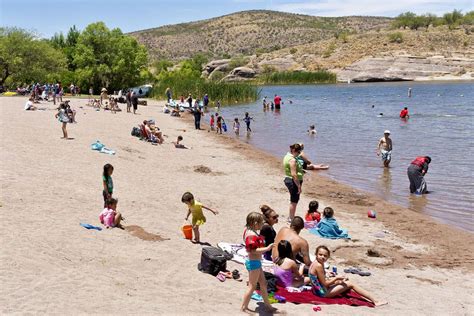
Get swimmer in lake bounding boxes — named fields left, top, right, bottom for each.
left=308, top=125, right=317, bottom=135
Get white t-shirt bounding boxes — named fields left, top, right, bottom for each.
left=24, top=100, right=33, bottom=110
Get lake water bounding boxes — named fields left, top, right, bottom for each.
left=218, top=82, right=474, bottom=232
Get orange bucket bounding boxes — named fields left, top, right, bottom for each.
left=182, top=224, right=193, bottom=240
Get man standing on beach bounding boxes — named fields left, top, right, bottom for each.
left=274, top=94, right=282, bottom=110
left=377, top=130, right=393, bottom=168
left=126, top=90, right=132, bottom=113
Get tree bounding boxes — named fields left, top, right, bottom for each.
left=73, top=22, right=148, bottom=92
left=0, top=27, right=66, bottom=87
left=443, top=9, right=463, bottom=28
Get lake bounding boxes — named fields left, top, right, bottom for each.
left=217, top=81, right=474, bottom=232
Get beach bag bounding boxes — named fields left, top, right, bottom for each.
left=198, top=246, right=230, bottom=276
left=222, top=122, right=227, bottom=132
left=131, top=127, right=141, bottom=137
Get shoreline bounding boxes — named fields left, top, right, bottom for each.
left=178, top=107, right=474, bottom=271
left=1, top=96, right=473, bottom=314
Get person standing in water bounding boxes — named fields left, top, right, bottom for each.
left=408, top=87, right=412, bottom=98
left=377, top=130, right=393, bottom=168
left=400, top=107, right=410, bottom=119
left=274, top=94, right=282, bottom=110
left=407, top=156, right=431, bottom=195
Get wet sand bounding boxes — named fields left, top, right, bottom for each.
left=0, top=96, right=473, bottom=315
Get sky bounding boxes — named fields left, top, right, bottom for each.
left=1, top=0, right=472, bottom=38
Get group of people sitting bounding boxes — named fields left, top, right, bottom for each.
left=241, top=205, right=386, bottom=313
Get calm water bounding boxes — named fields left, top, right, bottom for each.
left=218, top=82, right=474, bottom=232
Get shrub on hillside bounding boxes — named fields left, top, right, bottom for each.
left=388, top=32, right=404, bottom=43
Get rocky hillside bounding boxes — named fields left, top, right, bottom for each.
left=130, top=10, right=391, bottom=60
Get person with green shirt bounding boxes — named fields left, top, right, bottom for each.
left=283, top=143, right=304, bottom=222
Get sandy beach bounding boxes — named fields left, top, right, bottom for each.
left=1, top=96, right=473, bottom=315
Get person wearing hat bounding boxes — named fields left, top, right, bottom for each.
left=407, top=156, right=431, bottom=194
left=377, top=130, right=393, bottom=167
left=100, top=88, right=108, bottom=106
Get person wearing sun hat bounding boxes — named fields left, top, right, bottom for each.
left=376, top=130, right=392, bottom=167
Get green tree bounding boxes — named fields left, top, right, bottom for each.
left=0, top=27, right=66, bottom=87
left=73, top=22, right=148, bottom=92
left=443, top=9, right=463, bottom=28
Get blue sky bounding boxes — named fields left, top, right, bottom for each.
left=1, top=0, right=472, bottom=38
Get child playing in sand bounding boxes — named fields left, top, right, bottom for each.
left=172, top=136, right=189, bottom=149
left=243, top=112, right=253, bottom=132
left=241, top=212, right=277, bottom=314
left=182, top=192, right=218, bottom=243
left=99, top=198, right=123, bottom=229
left=309, top=245, right=387, bottom=306
left=210, top=114, right=215, bottom=131
left=305, top=200, right=321, bottom=222
left=102, top=164, right=114, bottom=205
left=233, top=118, right=240, bottom=135
left=55, top=103, right=70, bottom=139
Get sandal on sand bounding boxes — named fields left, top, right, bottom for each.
left=216, top=272, right=226, bottom=282
left=232, top=269, right=242, bottom=282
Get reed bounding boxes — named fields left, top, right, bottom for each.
left=152, top=74, right=259, bottom=105
left=260, top=71, right=336, bottom=84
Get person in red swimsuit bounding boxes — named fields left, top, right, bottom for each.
left=400, top=107, right=409, bottom=119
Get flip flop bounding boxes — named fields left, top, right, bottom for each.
left=343, top=267, right=359, bottom=274
left=216, top=272, right=226, bottom=282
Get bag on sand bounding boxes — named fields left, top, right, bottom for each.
left=131, top=126, right=141, bottom=137
left=198, top=246, right=231, bottom=276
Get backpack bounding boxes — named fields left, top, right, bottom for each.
left=197, top=246, right=232, bottom=276
left=131, top=127, right=141, bottom=137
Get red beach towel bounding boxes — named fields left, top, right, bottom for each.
left=275, top=287, right=375, bottom=307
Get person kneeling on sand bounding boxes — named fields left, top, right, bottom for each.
left=309, top=245, right=387, bottom=306
left=24, top=97, right=37, bottom=111
left=272, top=217, right=312, bottom=267
left=99, top=198, right=124, bottom=229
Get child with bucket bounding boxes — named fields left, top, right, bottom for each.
left=182, top=192, right=218, bottom=243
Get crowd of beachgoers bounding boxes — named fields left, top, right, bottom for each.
left=17, top=84, right=441, bottom=314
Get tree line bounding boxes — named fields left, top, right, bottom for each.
left=0, top=22, right=149, bottom=92
left=393, top=10, right=474, bottom=30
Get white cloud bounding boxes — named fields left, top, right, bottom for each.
left=275, top=0, right=473, bottom=17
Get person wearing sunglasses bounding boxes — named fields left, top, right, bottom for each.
left=260, top=205, right=279, bottom=261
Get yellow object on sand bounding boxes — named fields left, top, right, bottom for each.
left=3, top=92, right=17, bottom=96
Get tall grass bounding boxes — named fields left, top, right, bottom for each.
left=260, top=71, right=336, bottom=84
left=151, top=75, right=260, bottom=105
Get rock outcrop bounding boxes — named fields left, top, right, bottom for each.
left=257, top=56, right=302, bottom=71
left=336, top=55, right=474, bottom=82
left=222, top=67, right=256, bottom=81
left=202, top=59, right=231, bottom=78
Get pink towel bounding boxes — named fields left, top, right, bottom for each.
left=274, top=286, right=374, bottom=307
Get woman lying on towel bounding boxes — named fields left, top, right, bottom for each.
left=273, top=240, right=309, bottom=288
left=309, top=246, right=387, bottom=306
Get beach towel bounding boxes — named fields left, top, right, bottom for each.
left=217, top=242, right=273, bottom=267
left=80, top=223, right=102, bottom=231
left=91, top=141, right=116, bottom=155
left=274, top=286, right=374, bottom=307
left=310, top=218, right=350, bottom=239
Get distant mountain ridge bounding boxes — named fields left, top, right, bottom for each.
left=129, top=10, right=392, bottom=60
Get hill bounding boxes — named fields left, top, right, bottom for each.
left=129, top=10, right=391, bottom=60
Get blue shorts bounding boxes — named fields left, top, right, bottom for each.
left=245, top=259, right=262, bottom=271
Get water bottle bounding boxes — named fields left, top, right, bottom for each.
left=332, top=266, right=337, bottom=275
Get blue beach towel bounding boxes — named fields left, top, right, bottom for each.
left=91, top=141, right=116, bottom=155
left=309, top=218, right=350, bottom=239
left=80, top=223, right=102, bottom=231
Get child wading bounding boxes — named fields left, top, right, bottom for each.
left=243, top=112, right=253, bottom=132
left=182, top=192, right=218, bottom=243
left=102, top=164, right=114, bottom=206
